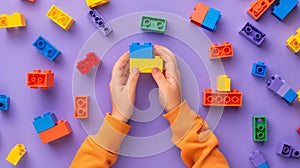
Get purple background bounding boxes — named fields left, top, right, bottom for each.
left=1, top=0, right=300, bottom=167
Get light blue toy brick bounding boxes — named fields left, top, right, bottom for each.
left=251, top=62, right=267, bottom=77
left=283, top=88, right=297, bottom=104
left=0, top=95, right=9, bottom=111
left=32, top=36, right=61, bottom=61
left=257, top=162, right=269, bottom=168
left=32, top=112, right=57, bottom=133
left=201, top=7, right=221, bottom=31
left=272, top=0, right=298, bottom=21
left=129, top=42, right=153, bottom=58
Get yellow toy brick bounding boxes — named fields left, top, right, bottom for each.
left=0, top=12, right=26, bottom=28
left=86, top=0, right=109, bottom=8
left=297, top=90, right=300, bottom=101
left=130, top=56, right=163, bottom=73
left=46, top=5, right=74, bottom=31
left=286, top=27, right=300, bottom=53
left=217, top=74, right=231, bottom=92
left=6, top=144, right=27, bottom=166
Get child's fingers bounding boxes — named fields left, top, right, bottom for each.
left=112, top=52, right=129, bottom=77
left=151, top=67, right=169, bottom=89
left=125, top=68, right=140, bottom=97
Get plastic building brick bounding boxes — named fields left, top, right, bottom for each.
left=32, top=36, right=61, bottom=61
left=0, top=12, right=26, bottom=28
left=140, top=15, right=167, bottom=33
left=297, top=91, right=300, bottom=101
left=291, top=149, right=300, bottom=158
left=253, top=116, right=267, bottom=142
left=130, top=56, right=163, bottom=73
left=46, top=5, right=74, bottom=31
left=272, top=0, right=298, bottom=21
left=202, top=8, right=221, bottom=31
left=297, top=127, right=300, bottom=133
left=27, top=0, right=36, bottom=2
left=86, top=0, right=109, bottom=8
left=87, top=9, right=112, bottom=36
left=239, top=22, right=266, bottom=46
left=276, top=142, right=293, bottom=157
left=251, top=62, right=267, bottom=77
left=217, top=75, right=231, bottom=92
left=38, top=120, right=72, bottom=144
left=27, top=70, right=54, bottom=90
left=202, top=89, right=242, bottom=107
left=286, top=28, right=300, bottom=53
left=74, top=96, right=89, bottom=118
left=249, top=150, right=269, bottom=168
left=32, top=112, right=57, bottom=133
left=76, top=52, right=100, bottom=75
left=209, top=42, right=233, bottom=59
left=266, top=74, right=297, bottom=104
left=6, top=144, right=26, bottom=166
left=0, top=95, right=9, bottom=111
left=190, top=3, right=210, bottom=26
left=129, top=42, right=153, bottom=58
left=247, top=0, right=275, bottom=20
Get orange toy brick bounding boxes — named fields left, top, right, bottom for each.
left=202, top=89, right=242, bottom=107
left=209, top=42, right=233, bottom=59
left=76, top=52, right=100, bottom=75
left=247, top=0, right=275, bottom=20
left=38, top=120, right=72, bottom=144
left=74, top=96, right=89, bottom=118
left=190, top=3, right=209, bottom=26
left=27, top=70, right=54, bottom=90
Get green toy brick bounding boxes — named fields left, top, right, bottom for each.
left=253, top=116, right=267, bottom=142
left=140, top=15, right=167, bottom=33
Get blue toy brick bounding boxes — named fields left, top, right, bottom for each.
left=272, top=0, right=298, bottom=21
left=283, top=88, right=297, bottom=104
left=201, top=7, right=221, bottom=31
left=87, top=9, right=112, bottom=36
left=32, top=112, right=57, bottom=133
left=32, top=36, right=61, bottom=61
left=239, top=22, right=266, bottom=47
left=129, top=42, right=153, bottom=58
left=251, top=62, right=267, bottom=77
left=0, top=95, right=9, bottom=111
left=257, top=162, right=269, bottom=168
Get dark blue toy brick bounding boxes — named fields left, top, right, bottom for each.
left=87, top=9, right=112, bottom=36
left=32, top=36, right=61, bottom=61
left=129, top=42, right=153, bottom=58
left=32, top=112, right=57, bottom=133
left=0, top=95, right=9, bottom=111
left=239, top=22, right=266, bottom=46
left=251, top=62, right=267, bottom=77
left=283, top=88, right=297, bottom=104
left=272, top=0, right=298, bottom=21
left=202, top=7, right=221, bottom=31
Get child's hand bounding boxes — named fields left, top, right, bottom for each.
left=151, top=45, right=182, bottom=113
left=110, top=52, right=140, bottom=123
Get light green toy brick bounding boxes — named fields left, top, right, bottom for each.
left=140, top=15, right=166, bottom=33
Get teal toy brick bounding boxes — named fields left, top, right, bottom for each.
left=0, top=95, right=9, bottom=111
left=32, top=112, right=57, bottom=133
left=202, top=7, right=221, bottom=31
left=32, top=36, right=61, bottom=61
left=251, top=62, right=267, bottom=77
left=140, top=15, right=167, bottom=33
left=129, top=42, right=153, bottom=58
left=253, top=116, right=267, bottom=142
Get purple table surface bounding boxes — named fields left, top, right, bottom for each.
left=1, top=0, right=300, bottom=168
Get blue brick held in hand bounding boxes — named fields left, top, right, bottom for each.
left=272, top=0, right=298, bottom=21
left=239, top=22, right=266, bottom=46
left=87, top=9, right=112, bottom=36
left=32, top=36, right=61, bottom=61
left=251, top=62, right=267, bottom=77
left=32, top=112, right=57, bottom=133
left=0, top=95, right=9, bottom=111
left=129, top=42, right=153, bottom=58
left=201, top=7, right=221, bottom=31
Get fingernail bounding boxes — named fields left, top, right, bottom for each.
left=152, top=67, right=159, bottom=73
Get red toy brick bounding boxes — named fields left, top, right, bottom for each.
left=76, top=52, right=100, bottom=75
left=297, top=127, right=300, bottom=133
left=38, top=120, right=72, bottom=144
left=209, top=42, right=233, bottom=59
left=74, top=96, right=89, bottom=118
left=202, top=89, right=242, bottom=106
left=27, top=69, right=54, bottom=90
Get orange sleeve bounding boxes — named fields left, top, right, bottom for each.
left=70, top=113, right=131, bottom=168
left=163, top=101, right=229, bottom=168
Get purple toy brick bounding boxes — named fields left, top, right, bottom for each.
left=87, top=9, right=112, bottom=36
left=276, top=142, right=293, bottom=157
left=249, top=150, right=267, bottom=167
left=239, top=22, right=266, bottom=46
left=266, top=74, right=285, bottom=94
left=291, top=148, right=300, bottom=158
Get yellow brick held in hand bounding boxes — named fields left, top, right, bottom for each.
left=86, top=0, right=109, bottom=8
left=6, top=144, right=27, bottom=166
left=46, top=5, right=74, bottom=31
left=0, top=12, right=26, bottom=28
left=217, top=74, right=231, bottom=92
left=130, top=56, right=163, bottom=73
